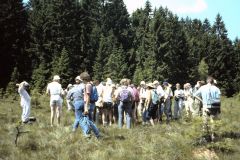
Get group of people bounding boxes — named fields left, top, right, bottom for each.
left=17, top=73, right=221, bottom=140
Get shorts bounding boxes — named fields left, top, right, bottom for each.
left=103, top=102, right=113, bottom=110
left=50, top=99, right=63, bottom=107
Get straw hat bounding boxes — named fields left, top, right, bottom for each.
left=140, top=81, right=145, bottom=85
left=53, top=75, right=60, bottom=81
left=146, top=83, right=155, bottom=89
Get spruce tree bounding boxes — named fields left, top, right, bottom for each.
left=0, top=0, right=29, bottom=88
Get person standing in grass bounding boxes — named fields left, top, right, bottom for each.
left=46, top=75, right=64, bottom=127
left=194, top=76, right=221, bottom=141
left=162, top=82, right=173, bottom=124
left=144, top=83, right=159, bottom=126
left=184, top=83, right=194, bottom=119
left=173, top=83, right=184, bottom=120
left=102, top=78, right=114, bottom=126
left=16, top=81, right=31, bottom=123
left=117, top=78, right=134, bottom=129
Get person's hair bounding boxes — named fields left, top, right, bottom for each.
left=126, top=79, right=131, bottom=85
left=206, top=76, right=214, bottom=84
left=80, top=72, right=90, bottom=82
left=120, top=78, right=128, bottom=86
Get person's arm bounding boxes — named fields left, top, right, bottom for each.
left=84, top=84, right=91, bottom=114
left=46, top=84, right=50, bottom=96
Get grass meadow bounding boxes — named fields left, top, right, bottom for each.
left=0, top=94, right=240, bottom=160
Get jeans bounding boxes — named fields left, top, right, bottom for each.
left=118, top=101, right=132, bottom=129
left=73, top=100, right=84, bottom=129
left=174, top=99, right=184, bottom=119
left=88, top=103, right=95, bottom=121
left=80, top=116, right=100, bottom=137
left=159, top=99, right=171, bottom=122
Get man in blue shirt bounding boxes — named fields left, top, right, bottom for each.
left=194, top=76, right=221, bottom=141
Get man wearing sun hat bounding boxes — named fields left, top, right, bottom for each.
left=46, top=75, right=64, bottom=127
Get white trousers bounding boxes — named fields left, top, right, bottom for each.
left=21, top=102, right=31, bottom=122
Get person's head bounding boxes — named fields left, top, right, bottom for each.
left=176, top=83, right=180, bottom=89
left=106, top=78, right=112, bottom=86
left=153, top=80, right=159, bottom=87
left=67, top=84, right=73, bottom=89
left=120, top=78, right=128, bottom=86
left=75, top=76, right=82, bottom=84
left=80, top=72, right=90, bottom=83
left=206, top=76, right=214, bottom=84
left=126, top=79, right=131, bottom=86
left=53, top=75, right=60, bottom=82
left=163, top=82, right=168, bottom=88
left=146, top=83, right=155, bottom=90
left=17, top=81, right=30, bottom=90
left=140, top=81, right=145, bottom=87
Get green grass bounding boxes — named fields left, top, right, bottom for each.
left=0, top=95, right=240, bottom=160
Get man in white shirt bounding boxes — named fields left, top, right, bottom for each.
left=46, top=75, right=64, bottom=127
left=17, top=81, right=31, bottom=123
left=173, top=83, right=184, bottom=120
left=194, top=76, right=221, bottom=141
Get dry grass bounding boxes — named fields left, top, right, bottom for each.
left=0, top=95, right=240, bottom=160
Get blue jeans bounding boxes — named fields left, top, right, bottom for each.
left=158, top=99, right=171, bottom=122
left=88, top=103, right=95, bottom=121
left=174, top=99, right=184, bottom=119
left=73, top=100, right=84, bottom=129
left=80, top=116, right=100, bottom=137
left=118, top=101, right=132, bottom=129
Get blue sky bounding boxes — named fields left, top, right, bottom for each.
left=23, top=0, right=239, bottom=40
left=124, top=0, right=240, bottom=41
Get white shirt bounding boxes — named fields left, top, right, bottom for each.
left=174, top=89, right=184, bottom=98
left=103, top=85, right=113, bottom=102
left=18, top=86, right=31, bottom=106
left=46, top=81, right=63, bottom=101
left=140, top=87, right=146, bottom=99
left=156, top=85, right=165, bottom=98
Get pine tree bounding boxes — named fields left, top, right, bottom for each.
left=198, top=59, right=209, bottom=80
left=208, top=14, right=235, bottom=96
left=5, top=67, right=20, bottom=96
left=0, top=0, right=29, bottom=89
left=51, top=47, right=72, bottom=88
left=104, top=45, right=128, bottom=83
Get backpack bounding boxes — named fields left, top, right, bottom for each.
left=151, top=89, right=159, bottom=105
left=90, top=85, right=98, bottom=103
left=119, top=89, right=131, bottom=103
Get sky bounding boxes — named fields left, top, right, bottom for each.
left=23, top=0, right=239, bottom=40
left=123, top=0, right=240, bottom=41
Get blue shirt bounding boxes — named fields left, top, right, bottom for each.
left=67, top=83, right=85, bottom=101
left=194, top=84, right=221, bottom=105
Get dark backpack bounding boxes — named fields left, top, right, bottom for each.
left=119, top=89, right=131, bottom=103
left=90, top=85, right=98, bottom=103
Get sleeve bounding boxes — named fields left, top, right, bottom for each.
left=46, top=84, right=50, bottom=94
left=66, top=88, right=73, bottom=100
left=194, top=87, right=201, bottom=97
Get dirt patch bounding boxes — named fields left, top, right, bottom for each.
left=193, top=148, right=219, bottom=160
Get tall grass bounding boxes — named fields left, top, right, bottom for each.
left=0, top=95, right=240, bottom=160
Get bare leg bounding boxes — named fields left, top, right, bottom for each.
left=56, top=106, right=61, bottom=126
left=51, top=106, right=56, bottom=127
